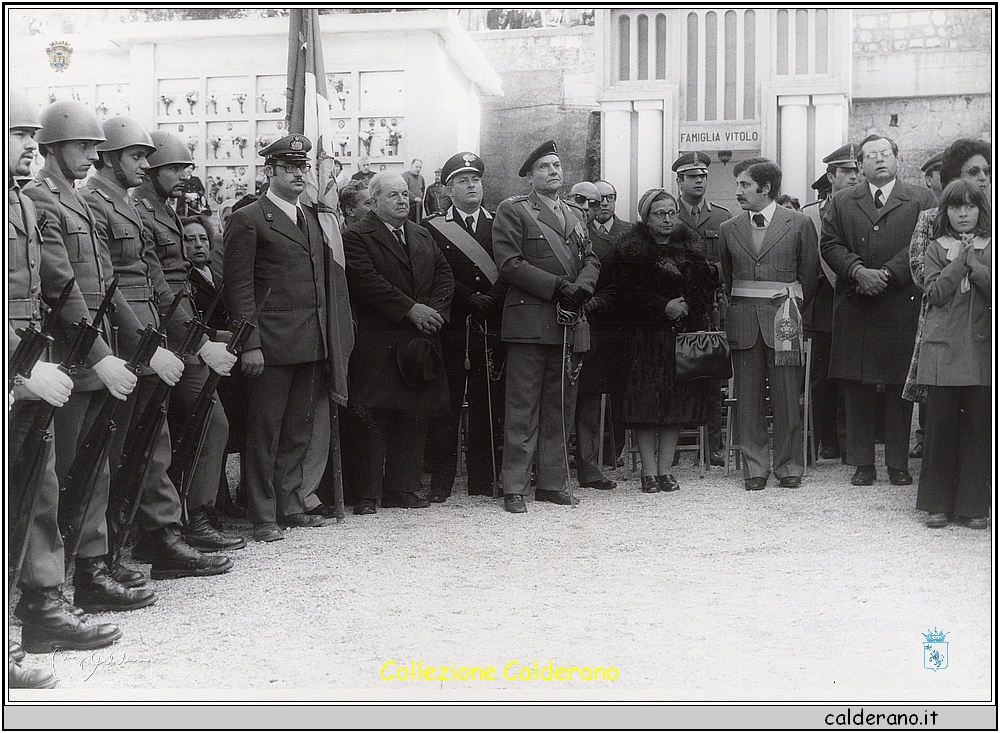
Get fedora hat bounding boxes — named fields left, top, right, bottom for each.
left=396, top=336, right=444, bottom=390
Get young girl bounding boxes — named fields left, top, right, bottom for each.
left=915, top=179, right=992, bottom=529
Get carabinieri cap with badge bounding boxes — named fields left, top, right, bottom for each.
left=441, top=151, right=485, bottom=184
left=260, top=133, right=312, bottom=162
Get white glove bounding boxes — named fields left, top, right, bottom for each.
left=93, top=355, right=138, bottom=401
left=150, top=347, right=184, bottom=386
left=20, top=362, right=73, bottom=406
left=198, top=340, right=237, bottom=376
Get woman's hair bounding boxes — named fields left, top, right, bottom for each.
left=636, top=188, right=676, bottom=223
left=180, top=214, right=216, bottom=243
left=940, top=138, right=992, bottom=188
left=776, top=194, right=800, bottom=211
left=933, top=178, right=991, bottom=239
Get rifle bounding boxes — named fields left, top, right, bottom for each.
left=106, top=290, right=187, bottom=569
left=8, top=279, right=74, bottom=391
left=167, top=289, right=270, bottom=521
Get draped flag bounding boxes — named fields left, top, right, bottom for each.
left=286, top=8, right=354, bottom=519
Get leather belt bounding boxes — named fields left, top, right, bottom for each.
left=118, top=284, right=155, bottom=302
left=80, top=292, right=107, bottom=309
left=8, top=298, right=41, bottom=321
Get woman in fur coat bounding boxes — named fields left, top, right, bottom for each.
left=615, top=189, right=719, bottom=493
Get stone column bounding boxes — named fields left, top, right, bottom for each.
left=813, top=93, right=849, bottom=176
left=634, top=99, right=664, bottom=197
left=778, top=94, right=810, bottom=200
left=601, top=101, right=633, bottom=215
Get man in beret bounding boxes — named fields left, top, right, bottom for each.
left=224, top=134, right=335, bottom=541
left=493, top=140, right=601, bottom=513
left=921, top=150, right=945, bottom=202
left=343, top=172, right=454, bottom=514
left=673, top=151, right=730, bottom=466
left=422, top=152, right=507, bottom=501
left=802, top=144, right=859, bottom=461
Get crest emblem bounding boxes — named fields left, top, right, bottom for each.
left=922, top=628, right=949, bottom=671
left=463, top=153, right=476, bottom=165
left=46, top=41, right=73, bottom=72
left=289, top=136, right=305, bottom=151
left=775, top=317, right=800, bottom=341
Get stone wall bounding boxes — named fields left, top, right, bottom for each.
left=853, top=8, right=991, bottom=54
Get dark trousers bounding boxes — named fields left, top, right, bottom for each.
left=357, top=409, right=428, bottom=501
left=427, top=331, right=503, bottom=494
left=706, top=381, right=723, bottom=452
left=574, top=392, right=606, bottom=484
left=807, top=332, right=840, bottom=452
left=841, top=381, right=912, bottom=470
left=916, top=386, right=990, bottom=518
left=502, top=343, right=579, bottom=495
left=9, top=400, right=65, bottom=589
left=244, top=361, right=323, bottom=523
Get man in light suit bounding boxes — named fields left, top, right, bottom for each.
left=224, top=134, right=334, bottom=542
left=720, top=158, right=818, bottom=490
left=821, top=134, right=937, bottom=487
left=493, top=140, right=601, bottom=513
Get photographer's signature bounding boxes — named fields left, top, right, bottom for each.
left=52, top=649, right=152, bottom=681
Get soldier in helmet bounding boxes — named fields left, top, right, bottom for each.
left=81, top=116, right=234, bottom=579
left=8, top=90, right=122, bottom=686
left=132, top=131, right=243, bottom=553
left=22, top=99, right=156, bottom=614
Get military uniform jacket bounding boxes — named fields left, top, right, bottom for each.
left=342, top=210, right=454, bottom=416
left=677, top=200, right=730, bottom=263
left=23, top=172, right=132, bottom=390
left=8, top=184, right=48, bottom=358
left=720, top=205, right=819, bottom=350
left=801, top=199, right=835, bottom=334
left=820, top=179, right=937, bottom=384
left=492, top=189, right=601, bottom=345
left=223, top=195, right=329, bottom=365
left=423, top=205, right=506, bottom=334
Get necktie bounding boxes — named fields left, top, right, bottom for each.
left=874, top=189, right=884, bottom=209
left=553, top=202, right=566, bottom=230
left=465, top=215, right=475, bottom=234
left=394, top=228, right=406, bottom=251
left=752, top=213, right=766, bottom=228
left=295, top=207, right=308, bottom=237
left=601, top=224, right=610, bottom=234
left=692, top=206, right=700, bottom=218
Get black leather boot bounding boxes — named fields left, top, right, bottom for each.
left=148, top=525, right=234, bottom=580
left=9, top=642, right=26, bottom=663
left=9, top=650, right=58, bottom=689
left=14, top=588, right=122, bottom=654
left=73, top=558, right=157, bottom=613
left=183, top=507, right=246, bottom=552
left=110, top=562, right=147, bottom=588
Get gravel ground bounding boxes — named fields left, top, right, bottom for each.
left=9, top=447, right=993, bottom=701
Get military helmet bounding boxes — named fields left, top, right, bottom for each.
left=9, top=90, right=42, bottom=131
left=97, top=116, right=155, bottom=154
left=36, top=100, right=106, bottom=145
left=147, top=131, right=193, bottom=168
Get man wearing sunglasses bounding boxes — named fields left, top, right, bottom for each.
left=224, top=134, right=336, bottom=541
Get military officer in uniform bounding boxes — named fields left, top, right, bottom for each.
left=224, top=134, right=334, bottom=541
left=8, top=91, right=121, bottom=682
left=133, top=131, right=242, bottom=552
left=422, top=152, right=506, bottom=501
left=82, top=116, right=234, bottom=578
left=493, top=140, right=601, bottom=513
left=673, top=151, right=729, bottom=465
left=920, top=150, right=945, bottom=202
left=24, top=99, right=157, bottom=611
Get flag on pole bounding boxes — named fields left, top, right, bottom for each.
left=285, top=7, right=354, bottom=406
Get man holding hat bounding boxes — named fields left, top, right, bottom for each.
left=920, top=150, right=945, bottom=202
left=342, top=172, right=454, bottom=514
left=802, top=144, right=860, bottom=460
left=422, top=152, right=506, bottom=501
left=224, top=133, right=334, bottom=541
left=673, top=151, right=730, bottom=465
left=492, top=140, right=600, bottom=513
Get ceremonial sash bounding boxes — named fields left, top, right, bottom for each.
left=425, top=217, right=499, bottom=285
left=732, top=280, right=804, bottom=366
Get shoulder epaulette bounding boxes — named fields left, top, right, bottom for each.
left=136, top=197, right=155, bottom=212
left=505, top=195, right=529, bottom=203
left=711, top=202, right=730, bottom=214
left=94, top=188, right=113, bottom=202
left=44, top=178, right=60, bottom=194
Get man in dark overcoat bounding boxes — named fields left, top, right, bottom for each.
left=343, top=172, right=454, bottom=515
left=492, top=140, right=601, bottom=513
left=224, top=134, right=334, bottom=541
left=821, top=134, right=937, bottom=487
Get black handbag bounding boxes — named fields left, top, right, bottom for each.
left=674, top=330, right=732, bottom=381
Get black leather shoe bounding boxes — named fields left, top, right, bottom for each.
left=110, top=564, right=147, bottom=588
left=504, top=494, right=527, bottom=513
left=307, top=503, right=338, bottom=518
left=888, top=469, right=913, bottom=486
left=253, top=522, right=284, bottom=542
left=924, top=512, right=948, bottom=528
left=427, top=487, right=451, bottom=503
left=73, top=558, right=157, bottom=613
left=908, top=442, right=923, bottom=459
left=353, top=500, right=377, bottom=516
left=778, top=476, right=802, bottom=488
left=819, top=446, right=841, bottom=460
left=535, top=488, right=577, bottom=505
left=580, top=478, right=616, bottom=490
left=657, top=474, right=680, bottom=492
left=709, top=450, right=725, bottom=467
left=851, top=465, right=876, bottom=486
left=278, top=513, right=329, bottom=528
left=55, top=589, right=85, bottom=619
left=382, top=491, right=431, bottom=509
left=640, top=476, right=659, bottom=493
left=9, top=642, right=26, bottom=664
left=8, top=657, right=58, bottom=689
left=744, top=477, right=767, bottom=491
left=184, top=507, right=247, bottom=551
left=147, top=526, right=233, bottom=580
left=965, top=517, right=988, bottom=530
left=15, top=588, right=122, bottom=654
